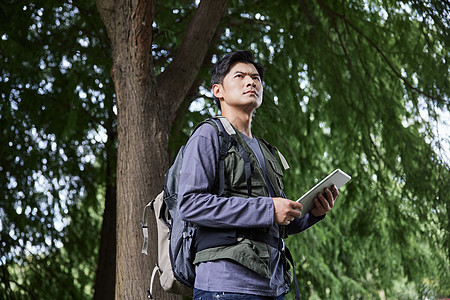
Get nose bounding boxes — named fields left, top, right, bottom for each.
left=245, top=75, right=256, bottom=87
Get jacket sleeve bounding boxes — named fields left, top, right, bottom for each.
left=286, top=212, right=325, bottom=236
left=177, top=123, right=274, bottom=228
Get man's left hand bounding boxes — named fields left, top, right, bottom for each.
left=310, top=184, right=339, bottom=217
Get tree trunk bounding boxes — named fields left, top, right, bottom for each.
left=94, top=100, right=117, bottom=300
left=115, top=89, right=169, bottom=299
left=96, top=0, right=164, bottom=298
left=95, top=0, right=227, bottom=298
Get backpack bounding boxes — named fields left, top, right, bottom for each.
left=140, top=117, right=235, bottom=298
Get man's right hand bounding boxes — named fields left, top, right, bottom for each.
left=272, top=197, right=303, bottom=225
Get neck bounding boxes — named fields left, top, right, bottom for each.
left=221, top=108, right=253, bottom=138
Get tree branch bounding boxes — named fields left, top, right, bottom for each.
left=315, top=0, right=444, bottom=103
left=297, top=0, right=320, bottom=28
left=157, top=0, right=227, bottom=122
left=67, top=0, right=111, bottom=56
left=170, top=23, right=225, bottom=135
left=95, top=0, right=115, bottom=40
left=332, top=19, right=353, bottom=71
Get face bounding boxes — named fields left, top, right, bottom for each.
left=213, top=62, right=263, bottom=112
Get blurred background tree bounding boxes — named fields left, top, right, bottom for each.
left=0, top=0, right=448, bottom=299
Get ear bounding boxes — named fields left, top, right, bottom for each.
left=212, top=83, right=223, bottom=99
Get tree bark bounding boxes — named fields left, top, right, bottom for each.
left=95, top=0, right=227, bottom=299
left=94, top=100, right=117, bottom=300
left=96, top=0, right=164, bottom=299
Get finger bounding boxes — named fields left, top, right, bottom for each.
left=332, top=184, right=339, bottom=199
left=317, top=192, right=331, bottom=210
left=290, top=209, right=301, bottom=218
left=289, top=203, right=302, bottom=217
left=291, top=201, right=303, bottom=211
left=317, top=192, right=328, bottom=206
left=286, top=209, right=302, bottom=221
left=276, top=218, right=291, bottom=226
left=283, top=219, right=291, bottom=225
left=325, top=188, right=334, bottom=207
left=314, top=197, right=324, bottom=211
left=317, top=191, right=325, bottom=201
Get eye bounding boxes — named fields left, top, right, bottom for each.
left=253, top=76, right=261, bottom=81
left=235, top=74, right=243, bottom=78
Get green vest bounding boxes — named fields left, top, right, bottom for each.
left=194, top=124, right=287, bottom=278
left=222, top=131, right=285, bottom=199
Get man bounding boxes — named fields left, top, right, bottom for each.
left=178, top=50, right=338, bottom=299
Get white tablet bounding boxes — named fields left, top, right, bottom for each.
left=296, top=169, right=351, bottom=214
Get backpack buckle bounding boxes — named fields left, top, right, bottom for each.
left=279, top=238, right=285, bottom=252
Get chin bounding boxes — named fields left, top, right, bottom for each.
left=254, top=99, right=262, bottom=109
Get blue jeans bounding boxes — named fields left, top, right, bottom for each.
left=193, top=288, right=285, bottom=300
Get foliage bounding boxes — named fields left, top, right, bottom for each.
left=165, top=0, right=450, bottom=298
left=1, top=0, right=449, bottom=299
left=229, top=0, right=450, bottom=298
left=0, top=0, right=113, bottom=298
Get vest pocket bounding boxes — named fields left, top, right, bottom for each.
left=193, top=239, right=271, bottom=278
left=224, top=148, right=244, bottom=188
left=225, top=148, right=266, bottom=195
left=267, top=158, right=284, bottom=190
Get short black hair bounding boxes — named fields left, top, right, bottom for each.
left=211, top=50, right=264, bottom=108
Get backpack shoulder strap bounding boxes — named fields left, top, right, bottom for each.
left=191, top=116, right=234, bottom=136
left=205, top=117, right=234, bottom=196
left=211, top=117, right=253, bottom=197
left=215, top=116, right=236, bottom=135
left=190, top=117, right=234, bottom=196
left=197, top=117, right=233, bottom=159
left=192, top=117, right=253, bottom=197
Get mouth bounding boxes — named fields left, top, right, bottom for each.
left=244, top=90, right=258, bottom=96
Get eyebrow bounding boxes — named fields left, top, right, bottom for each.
left=234, top=71, right=260, bottom=77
